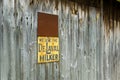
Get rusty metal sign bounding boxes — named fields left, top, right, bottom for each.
left=37, top=12, right=59, bottom=63
left=38, top=37, right=59, bottom=63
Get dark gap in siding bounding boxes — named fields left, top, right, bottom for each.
left=29, top=0, right=34, bottom=5
left=69, top=0, right=101, bottom=8
left=103, top=0, right=120, bottom=36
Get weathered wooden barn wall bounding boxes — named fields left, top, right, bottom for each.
left=0, top=0, right=120, bottom=80
left=103, top=1, right=120, bottom=80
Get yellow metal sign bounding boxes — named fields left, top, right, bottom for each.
left=38, top=37, right=59, bottom=63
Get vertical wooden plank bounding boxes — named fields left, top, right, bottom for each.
left=112, top=8, right=120, bottom=80
left=29, top=12, right=37, bottom=80
left=88, top=7, right=97, bottom=80
left=2, top=1, right=9, bottom=80
left=14, top=1, right=21, bottom=80
left=82, top=6, right=89, bottom=80
left=59, top=1, right=71, bottom=80
left=100, top=0, right=104, bottom=80
left=77, top=5, right=84, bottom=80
left=115, top=9, right=119, bottom=80
left=54, top=1, right=61, bottom=80
left=79, top=6, right=89, bottom=80
left=103, top=6, right=109, bottom=80
left=116, top=11, right=119, bottom=80
left=66, top=3, right=71, bottom=80
left=22, top=12, right=32, bottom=80
left=96, top=9, right=101, bottom=80
left=15, top=26, right=22, bottom=80
left=9, top=0, right=17, bottom=80
left=0, top=0, right=3, bottom=79
left=69, top=5, right=79, bottom=80
left=9, top=25, right=16, bottom=80
left=16, top=0, right=37, bottom=80
left=16, top=1, right=29, bottom=79
left=116, top=19, right=120, bottom=80
left=117, top=16, right=120, bottom=80
left=108, top=5, right=114, bottom=80
left=27, top=11, right=37, bottom=80
left=2, top=0, right=15, bottom=80
left=14, top=0, right=23, bottom=80
left=102, top=2, right=106, bottom=80
left=111, top=8, right=115, bottom=80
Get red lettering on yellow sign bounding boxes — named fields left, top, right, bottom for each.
left=38, top=37, right=59, bottom=63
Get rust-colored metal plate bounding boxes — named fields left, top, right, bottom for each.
left=37, top=12, right=58, bottom=37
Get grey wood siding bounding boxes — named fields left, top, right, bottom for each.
left=0, top=0, right=120, bottom=80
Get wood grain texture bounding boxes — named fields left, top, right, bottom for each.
left=0, top=0, right=3, bottom=80
left=0, top=0, right=120, bottom=80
